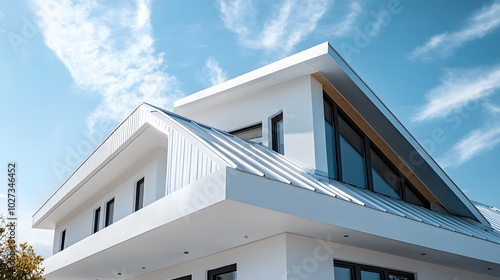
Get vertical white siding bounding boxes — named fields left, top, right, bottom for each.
left=165, top=128, right=219, bottom=195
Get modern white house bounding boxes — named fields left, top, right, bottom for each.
left=33, top=42, right=500, bottom=280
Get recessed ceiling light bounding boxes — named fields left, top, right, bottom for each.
left=488, top=268, right=492, bottom=270
left=184, top=251, right=189, bottom=254
left=343, top=235, right=349, bottom=238
left=142, top=267, right=146, bottom=270
left=420, top=253, right=427, bottom=256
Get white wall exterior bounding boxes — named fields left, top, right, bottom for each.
left=128, top=233, right=497, bottom=280
left=52, top=148, right=167, bottom=253
left=175, top=76, right=326, bottom=175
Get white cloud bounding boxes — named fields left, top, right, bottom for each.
left=485, top=102, right=500, bottom=114
left=439, top=125, right=500, bottom=167
left=330, top=2, right=362, bottom=37
left=409, top=0, right=500, bottom=61
left=0, top=10, right=4, bottom=18
left=217, top=0, right=330, bottom=56
left=31, top=0, right=183, bottom=131
left=412, top=66, right=500, bottom=122
left=204, top=56, right=228, bottom=86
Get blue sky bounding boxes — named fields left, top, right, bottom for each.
left=1, top=0, right=500, bottom=257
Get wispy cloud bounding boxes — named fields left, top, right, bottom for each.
left=217, top=0, right=330, bottom=56
left=203, top=56, right=228, bottom=86
left=31, top=0, right=182, bottom=131
left=439, top=124, right=500, bottom=167
left=409, top=0, right=500, bottom=61
left=0, top=193, right=6, bottom=199
left=485, top=102, right=500, bottom=114
left=412, top=66, right=500, bottom=122
left=330, top=2, right=362, bottom=37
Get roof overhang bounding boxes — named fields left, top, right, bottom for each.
left=173, top=42, right=489, bottom=226
left=42, top=167, right=500, bottom=279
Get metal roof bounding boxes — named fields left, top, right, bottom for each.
left=475, top=201, right=500, bottom=233
left=153, top=105, right=500, bottom=245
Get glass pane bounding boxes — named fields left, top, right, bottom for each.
left=325, top=121, right=337, bottom=179
left=370, top=149, right=401, bottom=199
left=361, top=270, right=381, bottom=280
left=404, top=184, right=426, bottom=207
left=338, top=116, right=364, bottom=154
left=324, top=99, right=333, bottom=124
left=340, top=135, right=367, bottom=188
left=232, top=124, right=262, bottom=144
left=334, top=266, right=352, bottom=280
left=216, top=271, right=237, bottom=280
left=277, top=118, right=284, bottom=154
left=389, top=275, right=410, bottom=280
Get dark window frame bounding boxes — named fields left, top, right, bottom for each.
left=207, top=263, right=237, bottom=280
left=93, top=207, right=101, bottom=233
left=324, top=94, right=429, bottom=208
left=271, top=112, right=284, bottom=154
left=135, top=177, right=145, bottom=211
left=60, top=229, right=66, bottom=251
left=230, top=123, right=263, bottom=143
left=171, top=275, right=192, bottom=280
left=105, top=198, right=115, bottom=227
left=334, top=260, right=415, bottom=280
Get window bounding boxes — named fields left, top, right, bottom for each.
left=135, top=178, right=145, bottom=211
left=171, top=276, right=191, bottom=280
left=230, top=123, right=263, bottom=144
left=105, top=198, right=115, bottom=227
left=324, top=95, right=428, bottom=208
left=93, top=207, right=101, bottom=233
left=272, top=113, right=284, bottom=154
left=60, top=229, right=66, bottom=251
left=334, top=260, right=414, bottom=280
left=207, top=264, right=237, bottom=280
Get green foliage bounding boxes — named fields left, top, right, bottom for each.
left=0, top=216, right=45, bottom=279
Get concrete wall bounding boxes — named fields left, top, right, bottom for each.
left=176, top=76, right=326, bottom=174
left=52, top=148, right=167, bottom=253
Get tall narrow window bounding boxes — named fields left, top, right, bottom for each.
left=93, top=207, right=101, bottom=233
left=370, top=147, right=401, bottom=199
left=105, top=198, right=115, bottom=227
left=207, top=264, right=237, bottom=280
left=60, top=229, right=66, bottom=251
left=230, top=123, right=263, bottom=144
left=324, top=99, right=338, bottom=179
left=135, top=178, right=145, bottom=211
left=272, top=113, right=284, bottom=154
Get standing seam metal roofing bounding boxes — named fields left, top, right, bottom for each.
left=155, top=106, right=500, bottom=245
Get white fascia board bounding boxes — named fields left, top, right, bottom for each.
left=173, top=42, right=331, bottom=114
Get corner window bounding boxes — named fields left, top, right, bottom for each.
left=93, top=207, right=101, bottom=233
left=60, top=229, right=66, bottom=251
left=272, top=113, right=284, bottom=154
left=334, top=260, right=414, bottom=280
left=135, top=178, right=145, bottom=211
left=105, top=198, right=115, bottom=227
left=230, top=123, right=262, bottom=144
left=207, top=264, right=237, bottom=280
